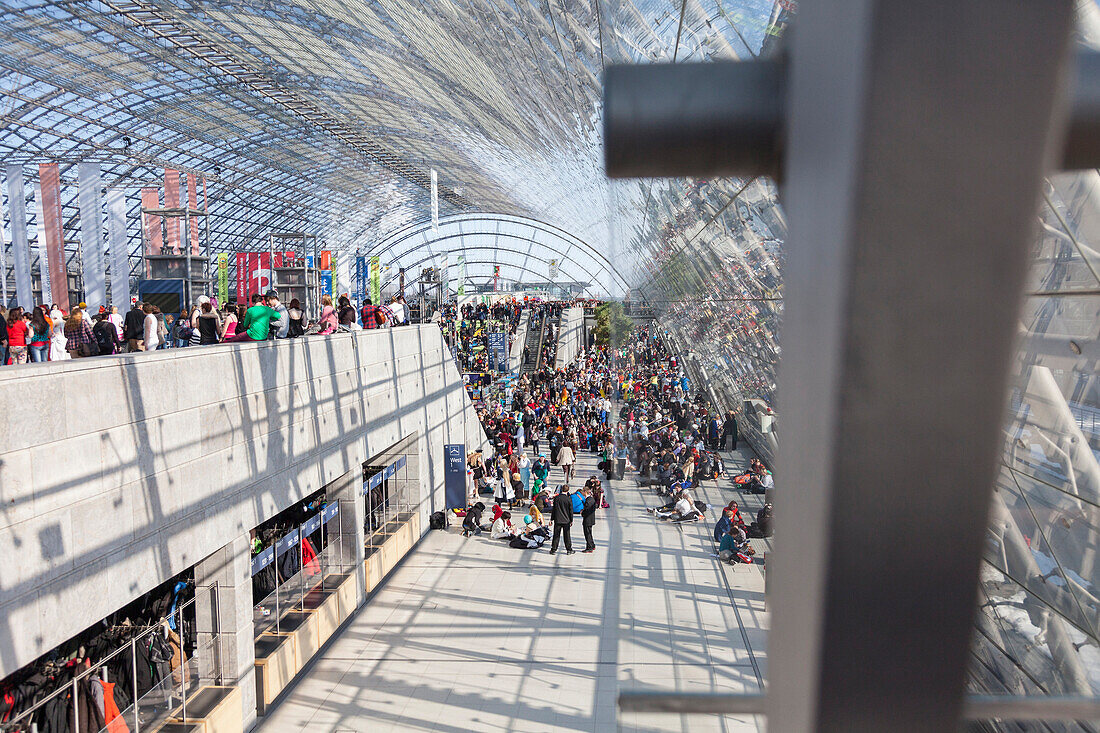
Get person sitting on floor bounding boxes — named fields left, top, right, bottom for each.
left=714, top=507, right=734, bottom=543
left=462, top=502, right=486, bottom=537
left=746, top=503, right=774, bottom=538
left=523, top=513, right=551, bottom=539
left=528, top=502, right=546, bottom=529
left=652, top=489, right=703, bottom=522
left=718, top=523, right=751, bottom=563
left=724, top=500, right=747, bottom=528
left=747, top=469, right=773, bottom=495
left=491, top=510, right=516, bottom=540
left=510, top=518, right=549, bottom=549
left=648, top=483, right=688, bottom=514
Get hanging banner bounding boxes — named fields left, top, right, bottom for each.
left=457, top=255, right=465, bottom=297
left=440, top=252, right=449, bottom=299
left=369, top=255, right=380, bottom=305
left=549, top=259, right=559, bottom=281
left=492, top=264, right=500, bottom=292
left=430, top=168, right=439, bottom=232
left=444, top=443, right=467, bottom=510
left=164, top=169, right=181, bottom=254
left=36, top=172, right=65, bottom=308
left=399, top=266, right=405, bottom=294
left=105, top=187, right=130, bottom=308
left=319, top=270, right=332, bottom=297
left=236, top=252, right=272, bottom=303
left=318, top=250, right=331, bottom=270
left=5, top=165, right=33, bottom=308
left=186, top=173, right=200, bottom=255
left=0, top=210, right=7, bottom=307
left=235, top=253, right=247, bottom=302
left=217, top=253, right=228, bottom=304
left=77, top=163, right=106, bottom=310
left=354, top=255, right=366, bottom=303
left=140, top=187, right=162, bottom=258
left=33, top=182, right=53, bottom=308
left=488, top=331, right=507, bottom=373
left=332, top=251, right=341, bottom=296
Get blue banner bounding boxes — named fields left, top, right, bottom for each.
left=302, top=514, right=321, bottom=536
left=319, top=270, right=332, bottom=297
left=395, top=455, right=406, bottom=471
left=250, top=546, right=274, bottom=576
left=384, top=462, right=397, bottom=479
left=275, top=528, right=300, bottom=557
left=307, top=255, right=314, bottom=268
left=323, top=502, right=339, bottom=522
left=488, top=332, right=507, bottom=373
left=444, top=444, right=466, bottom=510
left=354, top=255, right=367, bottom=303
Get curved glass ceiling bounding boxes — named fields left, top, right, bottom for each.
left=0, top=0, right=789, bottom=297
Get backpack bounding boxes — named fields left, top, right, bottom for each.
left=376, top=309, right=387, bottom=325
left=429, top=511, right=447, bottom=530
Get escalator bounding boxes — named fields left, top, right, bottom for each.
left=522, top=310, right=544, bottom=374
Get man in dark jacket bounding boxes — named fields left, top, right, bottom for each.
left=123, top=302, right=146, bottom=352
left=581, top=487, right=597, bottom=552
left=549, top=485, right=575, bottom=554
left=721, top=411, right=738, bottom=451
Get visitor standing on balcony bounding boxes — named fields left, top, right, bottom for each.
left=5, top=307, right=27, bottom=365
left=0, top=306, right=9, bottom=366
left=28, top=308, right=49, bottom=363
left=142, top=303, right=160, bottom=352
left=360, top=298, right=379, bottom=330
left=64, top=308, right=97, bottom=358
left=124, top=301, right=145, bottom=352
left=49, top=305, right=69, bottom=360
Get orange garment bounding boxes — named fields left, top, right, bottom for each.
left=98, top=680, right=129, bottom=733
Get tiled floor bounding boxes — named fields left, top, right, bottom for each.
left=258, top=446, right=768, bottom=732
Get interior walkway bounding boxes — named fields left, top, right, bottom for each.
left=258, top=446, right=768, bottom=732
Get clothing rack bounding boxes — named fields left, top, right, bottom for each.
left=1, top=586, right=219, bottom=733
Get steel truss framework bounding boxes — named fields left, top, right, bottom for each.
left=0, top=0, right=1097, bottom=726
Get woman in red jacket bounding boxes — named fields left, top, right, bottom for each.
left=6, top=307, right=28, bottom=364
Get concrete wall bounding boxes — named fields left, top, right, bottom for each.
left=555, top=307, right=585, bottom=368
left=0, top=325, right=486, bottom=678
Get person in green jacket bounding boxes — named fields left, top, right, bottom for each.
left=228, top=292, right=281, bottom=342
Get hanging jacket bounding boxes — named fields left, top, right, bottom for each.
left=302, top=536, right=320, bottom=576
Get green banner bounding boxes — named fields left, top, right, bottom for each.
left=217, top=253, right=228, bottom=305
left=369, top=255, right=380, bottom=304
left=457, top=255, right=466, bottom=296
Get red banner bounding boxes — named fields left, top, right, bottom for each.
left=236, top=252, right=272, bottom=303
left=164, top=170, right=181, bottom=254
left=141, top=187, right=162, bottom=258
left=38, top=163, right=69, bottom=310
left=187, top=173, right=200, bottom=255
left=318, top=250, right=331, bottom=270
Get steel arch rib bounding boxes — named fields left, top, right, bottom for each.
left=364, top=213, right=630, bottom=294
left=374, top=238, right=610, bottom=295
left=381, top=250, right=605, bottom=293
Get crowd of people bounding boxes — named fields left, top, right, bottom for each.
left=450, top=306, right=774, bottom=564
left=0, top=291, right=412, bottom=364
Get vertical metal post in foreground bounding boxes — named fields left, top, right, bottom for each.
left=605, top=0, right=1079, bottom=729
left=770, top=1, right=1074, bottom=730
